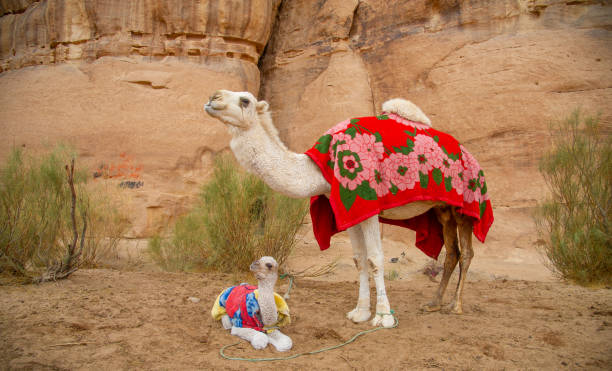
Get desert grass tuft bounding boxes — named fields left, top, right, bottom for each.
left=0, top=146, right=126, bottom=284
left=535, top=110, right=611, bottom=286
left=148, top=153, right=308, bottom=273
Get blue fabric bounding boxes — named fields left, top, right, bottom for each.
left=218, top=286, right=234, bottom=307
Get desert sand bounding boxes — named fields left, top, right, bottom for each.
left=1, top=232, right=611, bottom=370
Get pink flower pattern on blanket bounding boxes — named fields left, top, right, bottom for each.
left=309, top=115, right=492, bottom=219
left=305, top=114, right=494, bottom=258
left=383, top=152, right=419, bottom=193
left=331, top=132, right=386, bottom=192
left=413, top=134, right=445, bottom=174
left=460, top=145, right=489, bottom=204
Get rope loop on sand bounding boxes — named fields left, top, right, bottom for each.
left=219, top=310, right=398, bottom=362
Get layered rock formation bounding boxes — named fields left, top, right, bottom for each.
left=0, top=0, right=280, bottom=236
left=0, top=0, right=610, bottom=246
left=0, top=0, right=278, bottom=71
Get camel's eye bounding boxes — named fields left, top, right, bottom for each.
left=240, top=97, right=250, bottom=108
left=265, top=263, right=273, bottom=269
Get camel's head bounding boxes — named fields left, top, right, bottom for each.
left=250, top=256, right=278, bottom=281
left=204, top=89, right=269, bottom=129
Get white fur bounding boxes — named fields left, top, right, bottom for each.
left=231, top=327, right=269, bottom=349
left=205, top=90, right=446, bottom=329
left=205, top=90, right=330, bottom=198
left=382, top=98, right=431, bottom=126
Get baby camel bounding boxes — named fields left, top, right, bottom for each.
left=211, top=256, right=292, bottom=351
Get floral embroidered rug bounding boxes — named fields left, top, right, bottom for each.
left=305, top=113, right=494, bottom=259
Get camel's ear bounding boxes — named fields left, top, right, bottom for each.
left=256, top=100, right=269, bottom=113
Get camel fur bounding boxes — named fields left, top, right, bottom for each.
left=205, top=90, right=479, bottom=328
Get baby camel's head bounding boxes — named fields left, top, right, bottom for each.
left=250, top=256, right=278, bottom=281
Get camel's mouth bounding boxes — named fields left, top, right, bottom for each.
left=204, top=100, right=226, bottom=116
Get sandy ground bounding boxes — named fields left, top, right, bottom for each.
left=1, top=232, right=611, bottom=370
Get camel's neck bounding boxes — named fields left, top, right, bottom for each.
left=257, top=277, right=278, bottom=326
left=229, top=113, right=330, bottom=198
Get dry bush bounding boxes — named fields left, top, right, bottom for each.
left=535, top=110, right=611, bottom=286
left=0, top=146, right=126, bottom=283
left=148, top=154, right=308, bottom=273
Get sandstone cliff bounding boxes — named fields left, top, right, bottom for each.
left=0, top=0, right=280, bottom=236
left=0, top=0, right=610, bottom=247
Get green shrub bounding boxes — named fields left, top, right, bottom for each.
left=0, top=146, right=126, bottom=283
left=535, top=110, right=611, bottom=285
left=149, top=154, right=308, bottom=273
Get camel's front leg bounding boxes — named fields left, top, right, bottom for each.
left=230, top=326, right=269, bottom=350
left=346, top=224, right=371, bottom=323
left=361, top=216, right=395, bottom=328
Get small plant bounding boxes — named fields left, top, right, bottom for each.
left=149, top=153, right=308, bottom=273
left=0, top=146, right=126, bottom=283
left=386, top=269, right=400, bottom=281
left=535, top=110, right=611, bottom=286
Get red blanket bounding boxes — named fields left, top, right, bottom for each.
left=305, top=113, right=494, bottom=259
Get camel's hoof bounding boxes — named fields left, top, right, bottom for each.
left=371, top=314, right=395, bottom=328
left=449, top=305, right=463, bottom=315
left=347, top=307, right=371, bottom=323
left=422, top=302, right=442, bottom=312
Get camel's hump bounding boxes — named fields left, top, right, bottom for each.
left=382, top=98, right=431, bottom=126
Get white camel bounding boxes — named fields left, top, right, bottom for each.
left=212, top=256, right=292, bottom=351
left=205, top=90, right=477, bottom=328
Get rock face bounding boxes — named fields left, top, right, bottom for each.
left=0, top=0, right=610, bottom=246
left=0, top=0, right=281, bottom=237
left=0, top=0, right=278, bottom=71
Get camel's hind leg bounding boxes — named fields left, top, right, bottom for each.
left=448, top=209, right=474, bottom=314
left=423, top=206, right=459, bottom=312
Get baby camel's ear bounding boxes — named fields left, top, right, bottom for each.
left=256, top=100, right=269, bottom=113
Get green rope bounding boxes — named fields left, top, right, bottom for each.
left=219, top=310, right=398, bottom=362
left=280, top=273, right=294, bottom=300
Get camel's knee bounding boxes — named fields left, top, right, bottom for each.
left=460, top=245, right=474, bottom=261
left=444, top=241, right=459, bottom=258
left=367, top=258, right=377, bottom=274
left=367, top=254, right=383, bottom=274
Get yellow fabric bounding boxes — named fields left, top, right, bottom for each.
left=210, top=289, right=291, bottom=332
left=211, top=292, right=226, bottom=321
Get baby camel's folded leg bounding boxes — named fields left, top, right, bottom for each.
left=267, top=330, right=292, bottom=352
left=230, top=326, right=269, bottom=350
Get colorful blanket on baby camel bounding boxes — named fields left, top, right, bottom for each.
left=305, top=113, right=494, bottom=259
left=211, top=284, right=290, bottom=333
